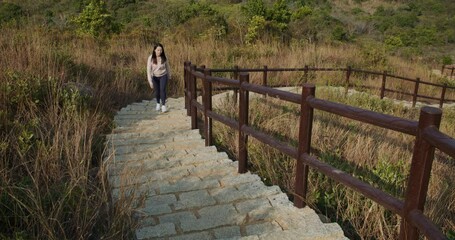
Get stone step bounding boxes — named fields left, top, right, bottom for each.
left=108, top=151, right=231, bottom=176
left=109, top=156, right=238, bottom=189
left=106, top=138, right=206, bottom=156
left=105, top=145, right=220, bottom=164
left=107, top=129, right=199, bottom=146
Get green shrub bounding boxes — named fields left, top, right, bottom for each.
left=351, top=7, right=363, bottom=15
left=384, top=35, right=404, bottom=50
left=243, top=0, right=292, bottom=42
left=331, top=26, right=349, bottom=42
left=413, top=26, right=438, bottom=45
left=360, top=43, right=388, bottom=68
left=395, top=11, right=419, bottom=28
left=442, top=55, right=453, bottom=65
left=267, top=0, right=291, bottom=24
left=72, top=0, right=121, bottom=38
left=245, top=15, right=266, bottom=44
left=242, top=0, right=266, bottom=19
left=110, top=0, right=136, bottom=11
left=0, top=3, right=24, bottom=24
left=291, top=6, right=312, bottom=20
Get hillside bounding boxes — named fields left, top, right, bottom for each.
left=2, top=0, right=454, bottom=64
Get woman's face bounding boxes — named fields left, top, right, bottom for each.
left=155, top=46, right=163, bottom=57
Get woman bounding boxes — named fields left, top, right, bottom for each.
left=147, top=43, right=171, bottom=112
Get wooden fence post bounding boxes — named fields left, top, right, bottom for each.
left=203, top=68, right=213, bottom=146
left=439, top=84, right=447, bottom=108
left=263, top=65, right=268, bottom=98
left=441, top=65, right=445, bottom=75
left=400, top=107, right=442, bottom=240
left=380, top=71, right=387, bottom=99
left=303, top=65, right=309, bottom=83
left=233, top=65, right=239, bottom=105
left=412, top=78, right=420, bottom=107
left=184, top=61, right=191, bottom=116
left=345, top=66, right=352, bottom=96
left=238, top=73, right=249, bottom=174
left=294, top=83, right=315, bottom=208
left=190, top=64, right=198, bottom=130
left=263, top=65, right=268, bottom=87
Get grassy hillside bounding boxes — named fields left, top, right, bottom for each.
left=2, top=0, right=455, bottom=64
left=0, top=0, right=454, bottom=239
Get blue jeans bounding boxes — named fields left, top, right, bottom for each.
left=152, top=74, right=168, bottom=105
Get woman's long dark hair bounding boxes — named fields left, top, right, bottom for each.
left=152, top=43, right=167, bottom=64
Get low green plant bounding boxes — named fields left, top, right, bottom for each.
left=442, top=55, right=453, bottom=65
left=245, top=15, right=266, bottom=44
left=332, top=26, right=349, bottom=42
left=291, top=5, right=312, bottom=20
left=384, top=35, right=404, bottom=51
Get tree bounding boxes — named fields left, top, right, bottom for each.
left=242, top=0, right=266, bottom=20
left=72, top=0, right=120, bottom=38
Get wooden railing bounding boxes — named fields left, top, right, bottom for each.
left=183, top=61, right=454, bottom=240
left=203, top=65, right=455, bottom=108
left=441, top=64, right=455, bottom=79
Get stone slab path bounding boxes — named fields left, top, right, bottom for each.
left=105, top=97, right=347, bottom=240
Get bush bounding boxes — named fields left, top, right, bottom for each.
left=245, top=15, right=266, bottom=44
left=291, top=6, right=312, bottom=20
left=242, top=0, right=266, bottom=19
left=0, top=3, right=24, bottom=24
left=442, top=55, right=453, bottom=65
left=331, top=26, right=349, bottom=42
left=360, top=42, right=388, bottom=68
left=72, top=0, right=121, bottom=38
left=267, top=0, right=291, bottom=24
left=384, top=35, right=404, bottom=50
left=110, top=0, right=136, bottom=11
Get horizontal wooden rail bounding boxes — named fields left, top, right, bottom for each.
left=385, top=73, right=418, bottom=82
left=301, top=153, right=404, bottom=215
left=209, top=67, right=346, bottom=72
left=192, top=100, right=203, bottom=111
left=351, top=68, right=381, bottom=75
left=408, top=209, right=448, bottom=240
left=306, top=96, right=418, bottom=136
left=241, top=82, right=301, bottom=104
left=242, top=125, right=299, bottom=159
left=206, top=111, right=238, bottom=129
left=206, top=65, right=455, bottom=108
left=422, top=126, right=455, bottom=158
left=207, top=75, right=239, bottom=86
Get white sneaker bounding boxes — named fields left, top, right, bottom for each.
left=161, top=105, right=167, bottom=113
left=155, top=103, right=161, bottom=111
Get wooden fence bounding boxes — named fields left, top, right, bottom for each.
left=204, top=65, right=455, bottom=108
left=442, top=64, right=455, bottom=79
left=183, top=61, right=454, bottom=240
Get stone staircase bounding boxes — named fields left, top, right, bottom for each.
left=105, top=97, right=347, bottom=240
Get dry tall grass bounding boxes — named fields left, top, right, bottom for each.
left=0, top=26, right=149, bottom=238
